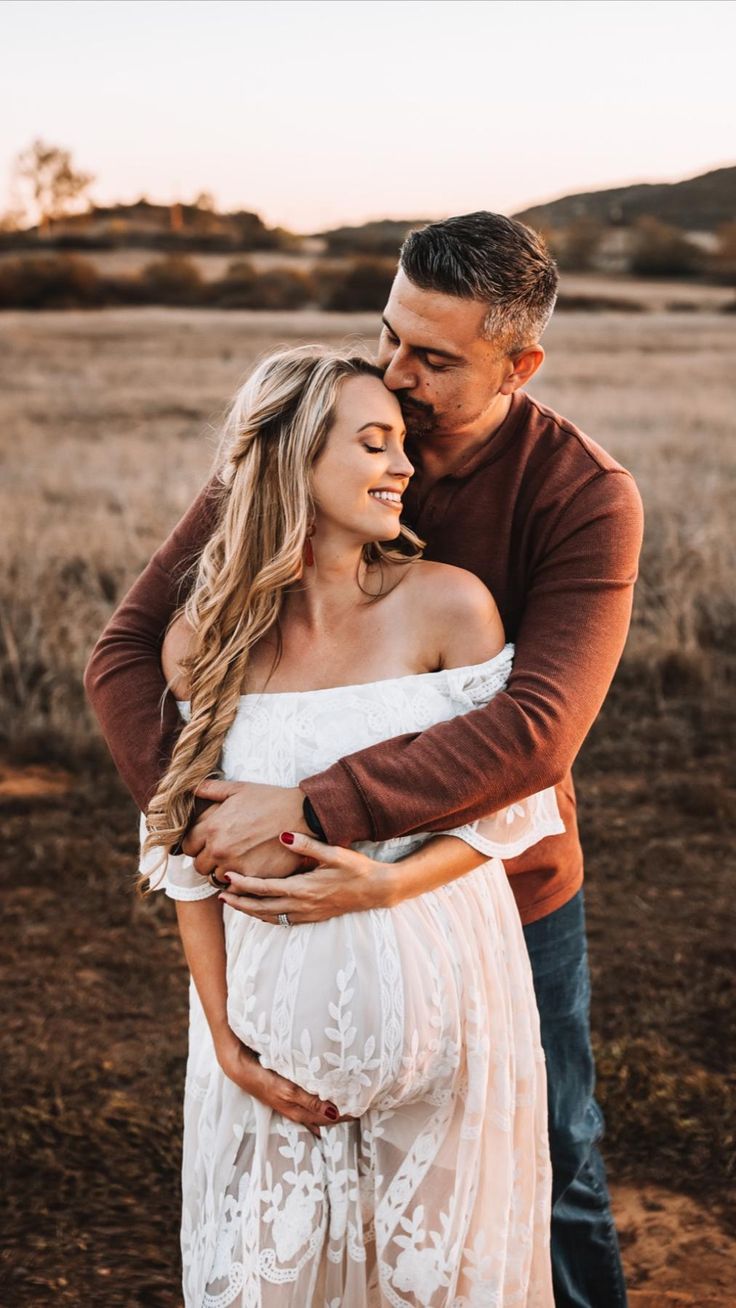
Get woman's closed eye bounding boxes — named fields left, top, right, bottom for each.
left=364, top=443, right=387, bottom=454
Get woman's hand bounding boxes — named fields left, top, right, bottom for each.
left=213, top=1027, right=348, bottom=1137
left=216, top=831, right=396, bottom=924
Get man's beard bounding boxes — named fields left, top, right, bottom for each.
left=396, top=393, right=437, bottom=439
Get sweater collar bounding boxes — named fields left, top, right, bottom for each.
left=445, top=389, right=529, bottom=479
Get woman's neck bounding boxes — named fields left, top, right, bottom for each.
left=286, top=538, right=374, bottom=633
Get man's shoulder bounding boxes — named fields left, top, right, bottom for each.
left=512, top=393, right=643, bottom=548
left=520, top=390, right=633, bottom=480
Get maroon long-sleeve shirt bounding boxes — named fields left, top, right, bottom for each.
left=84, top=388, right=643, bottom=925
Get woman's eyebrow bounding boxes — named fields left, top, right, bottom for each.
left=357, top=421, right=407, bottom=439
left=381, top=314, right=463, bottom=363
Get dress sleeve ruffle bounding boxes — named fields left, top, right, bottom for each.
left=138, top=812, right=220, bottom=901
left=439, top=642, right=566, bottom=860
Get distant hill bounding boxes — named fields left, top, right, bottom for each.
left=317, top=218, right=434, bottom=256
left=315, top=167, right=735, bottom=256
left=3, top=199, right=299, bottom=253
left=513, top=166, right=736, bottom=233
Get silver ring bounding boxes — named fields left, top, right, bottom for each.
left=278, top=912, right=291, bottom=928
left=209, top=871, right=230, bottom=889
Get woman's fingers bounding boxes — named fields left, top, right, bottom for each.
left=223, top=1045, right=342, bottom=1131
left=258, top=1065, right=343, bottom=1126
left=280, top=830, right=347, bottom=868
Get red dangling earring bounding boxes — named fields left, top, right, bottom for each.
left=304, top=524, right=315, bottom=567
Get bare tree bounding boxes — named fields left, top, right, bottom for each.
left=0, top=206, right=25, bottom=233
left=14, top=139, right=95, bottom=233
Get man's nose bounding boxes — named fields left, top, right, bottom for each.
left=382, top=348, right=416, bottom=393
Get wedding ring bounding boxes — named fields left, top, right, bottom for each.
left=209, top=871, right=230, bottom=889
left=278, top=912, right=291, bottom=928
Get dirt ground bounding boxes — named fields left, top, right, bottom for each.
left=2, top=671, right=733, bottom=1305
left=1, top=307, right=734, bottom=1304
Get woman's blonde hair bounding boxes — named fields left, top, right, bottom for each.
left=142, top=344, right=423, bottom=878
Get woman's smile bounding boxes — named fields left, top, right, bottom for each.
left=368, top=488, right=403, bottom=509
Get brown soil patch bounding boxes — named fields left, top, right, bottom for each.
left=614, top=1185, right=735, bottom=1301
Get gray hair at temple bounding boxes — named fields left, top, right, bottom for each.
left=399, top=212, right=559, bottom=355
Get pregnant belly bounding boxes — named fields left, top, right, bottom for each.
left=224, top=861, right=515, bottom=1118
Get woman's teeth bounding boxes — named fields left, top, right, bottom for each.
left=369, top=491, right=401, bottom=504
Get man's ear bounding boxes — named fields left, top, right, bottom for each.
left=500, top=345, right=545, bottom=394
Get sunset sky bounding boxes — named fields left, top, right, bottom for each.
left=3, top=0, right=734, bottom=232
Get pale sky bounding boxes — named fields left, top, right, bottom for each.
left=2, top=0, right=734, bottom=231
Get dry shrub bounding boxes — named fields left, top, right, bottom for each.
left=0, top=254, right=101, bottom=309
left=207, top=261, right=313, bottom=310
left=141, top=255, right=204, bottom=305
left=314, top=257, right=396, bottom=311
left=242, top=266, right=313, bottom=310
left=630, top=217, right=703, bottom=278
left=555, top=293, right=645, bottom=313
left=206, top=257, right=257, bottom=308
left=1, top=509, right=129, bottom=763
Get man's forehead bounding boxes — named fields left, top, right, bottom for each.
left=384, top=271, right=487, bottom=352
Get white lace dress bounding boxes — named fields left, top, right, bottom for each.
left=141, top=645, right=562, bottom=1307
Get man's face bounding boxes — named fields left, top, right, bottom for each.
left=377, top=269, right=514, bottom=442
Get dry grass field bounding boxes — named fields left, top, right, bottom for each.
left=1, top=307, right=734, bottom=1304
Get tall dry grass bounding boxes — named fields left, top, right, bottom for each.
left=1, top=308, right=734, bottom=763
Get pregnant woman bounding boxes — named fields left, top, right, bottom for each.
left=140, top=346, right=561, bottom=1307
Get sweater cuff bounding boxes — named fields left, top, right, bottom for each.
left=300, top=760, right=374, bottom=846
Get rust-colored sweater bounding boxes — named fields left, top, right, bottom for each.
left=84, top=389, right=643, bottom=925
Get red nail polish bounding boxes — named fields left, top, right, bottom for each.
left=325, top=1104, right=338, bottom=1121
left=280, top=831, right=295, bottom=845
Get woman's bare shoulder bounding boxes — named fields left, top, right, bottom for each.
left=403, top=560, right=505, bottom=670
left=161, top=613, right=195, bottom=699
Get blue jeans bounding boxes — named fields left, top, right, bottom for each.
left=523, top=890, right=628, bottom=1308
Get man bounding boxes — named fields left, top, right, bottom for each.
left=85, top=212, right=642, bottom=1307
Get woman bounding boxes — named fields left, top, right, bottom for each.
left=140, top=346, right=561, bottom=1306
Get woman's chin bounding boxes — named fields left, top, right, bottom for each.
left=365, top=526, right=402, bottom=545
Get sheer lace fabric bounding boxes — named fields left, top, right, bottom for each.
left=142, top=646, right=555, bottom=1306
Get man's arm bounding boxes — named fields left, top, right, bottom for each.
left=302, top=469, right=644, bottom=844
left=83, top=480, right=220, bottom=810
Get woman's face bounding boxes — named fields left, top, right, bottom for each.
left=311, top=374, right=414, bottom=545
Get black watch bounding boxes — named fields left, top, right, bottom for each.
left=302, top=795, right=327, bottom=842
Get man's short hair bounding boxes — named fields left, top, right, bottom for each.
left=399, top=212, right=559, bottom=353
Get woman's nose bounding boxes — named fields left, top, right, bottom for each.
left=393, top=450, right=414, bottom=480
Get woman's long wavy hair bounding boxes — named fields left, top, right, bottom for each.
left=142, top=345, right=423, bottom=882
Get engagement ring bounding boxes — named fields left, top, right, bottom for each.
left=278, top=913, right=291, bottom=928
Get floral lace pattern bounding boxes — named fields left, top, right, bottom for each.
left=145, top=647, right=555, bottom=1305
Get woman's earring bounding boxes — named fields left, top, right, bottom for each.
left=304, top=524, right=315, bottom=568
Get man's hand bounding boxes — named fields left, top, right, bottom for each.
left=217, top=832, right=395, bottom=923
left=182, top=779, right=310, bottom=877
